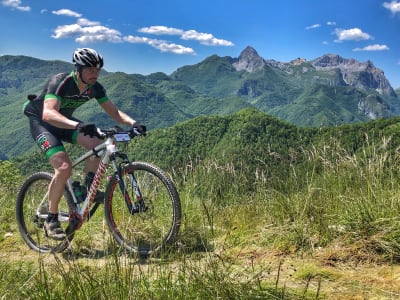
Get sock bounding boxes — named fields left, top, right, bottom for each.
left=46, top=213, right=58, bottom=223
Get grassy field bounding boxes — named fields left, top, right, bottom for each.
left=2, top=136, right=400, bottom=299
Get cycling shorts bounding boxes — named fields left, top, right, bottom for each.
left=28, top=116, right=81, bottom=159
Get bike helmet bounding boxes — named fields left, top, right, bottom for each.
left=72, top=48, right=104, bottom=69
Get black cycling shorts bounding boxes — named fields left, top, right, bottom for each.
left=28, top=116, right=81, bottom=159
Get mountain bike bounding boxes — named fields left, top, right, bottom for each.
left=16, top=127, right=181, bottom=256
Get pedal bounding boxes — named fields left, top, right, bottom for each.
left=33, top=215, right=44, bottom=228
left=67, top=212, right=83, bottom=231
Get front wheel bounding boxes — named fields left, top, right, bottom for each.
left=104, top=162, right=181, bottom=256
left=16, top=172, right=75, bottom=253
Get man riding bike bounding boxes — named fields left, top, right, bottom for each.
left=23, top=48, right=146, bottom=240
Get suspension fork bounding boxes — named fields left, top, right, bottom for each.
left=111, top=154, right=146, bottom=214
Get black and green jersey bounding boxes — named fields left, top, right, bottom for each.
left=23, top=71, right=109, bottom=118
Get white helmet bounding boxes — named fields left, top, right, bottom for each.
left=72, top=48, right=104, bottom=69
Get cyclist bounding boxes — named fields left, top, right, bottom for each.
left=23, top=48, right=146, bottom=240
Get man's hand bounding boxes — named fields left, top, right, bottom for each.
left=76, top=123, right=102, bottom=138
left=132, top=122, right=147, bottom=136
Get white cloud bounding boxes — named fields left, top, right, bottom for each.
left=1, top=0, right=30, bottom=11
left=305, top=24, right=320, bottom=30
left=124, top=35, right=196, bottom=55
left=52, top=24, right=82, bottom=39
left=139, top=25, right=234, bottom=46
left=76, top=26, right=123, bottom=43
left=52, top=19, right=194, bottom=54
left=138, top=26, right=183, bottom=36
left=327, top=21, right=336, bottom=26
left=353, top=44, right=390, bottom=51
left=51, top=11, right=231, bottom=54
left=383, top=1, right=400, bottom=14
left=152, top=42, right=196, bottom=54
left=52, top=21, right=123, bottom=44
left=334, top=28, right=373, bottom=42
left=77, top=18, right=101, bottom=26
left=52, top=9, right=82, bottom=18
left=123, top=35, right=151, bottom=43
left=182, top=29, right=234, bottom=46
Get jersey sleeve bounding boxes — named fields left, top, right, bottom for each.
left=43, top=73, right=67, bottom=101
left=94, top=82, right=109, bottom=104
left=44, top=94, right=61, bottom=101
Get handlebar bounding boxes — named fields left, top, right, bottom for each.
left=97, top=126, right=144, bottom=139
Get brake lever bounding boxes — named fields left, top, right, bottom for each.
left=96, top=128, right=107, bottom=139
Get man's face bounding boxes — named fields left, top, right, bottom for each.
left=81, top=67, right=100, bottom=85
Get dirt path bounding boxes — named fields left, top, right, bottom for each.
left=2, top=232, right=400, bottom=299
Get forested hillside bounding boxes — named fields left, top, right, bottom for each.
left=1, top=48, right=399, bottom=159
left=14, top=108, right=400, bottom=183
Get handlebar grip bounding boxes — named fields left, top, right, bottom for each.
left=131, top=127, right=142, bottom=137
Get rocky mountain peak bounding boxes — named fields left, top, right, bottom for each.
left=233, top=46, right=266, bottom=72
left=311, top=54, right=396, bottom=97
left=231, top=47, right=396, bottom=97
left=291, top=57, right=307, bottom=65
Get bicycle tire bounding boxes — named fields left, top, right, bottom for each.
left=16, top=172, right=75, bottom=253
left=104, top=162, right=181, bottom=256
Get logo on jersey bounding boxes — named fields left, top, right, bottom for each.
left=60, top=98, right=89, bottom=108
left=36, top=133, right=51, bottom=152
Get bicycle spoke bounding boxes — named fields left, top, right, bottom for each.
left=105, top=163, right=181, bottom=256
left=16, top=172, right=73, bottom=253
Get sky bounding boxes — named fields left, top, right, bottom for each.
left=2, top=0, right=400, bottom=88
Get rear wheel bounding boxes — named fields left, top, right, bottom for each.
left=104, top=162, right=181, bottom=256
left=16, top=172, right=75, bottom=253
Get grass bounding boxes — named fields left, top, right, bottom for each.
left=2, top=135, right=400, bottom=298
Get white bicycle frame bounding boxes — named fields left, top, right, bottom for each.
left=66, top=131, right=131, bottom=220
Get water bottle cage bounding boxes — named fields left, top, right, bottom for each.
left=72, top=181, right=86, bottom=203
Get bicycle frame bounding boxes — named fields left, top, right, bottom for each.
left=66, top=131, right=138, bottom=224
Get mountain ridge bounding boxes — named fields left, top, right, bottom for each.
left=231, top=46, right=396, bottom=97
left=0, top=46, right=399, bottom=159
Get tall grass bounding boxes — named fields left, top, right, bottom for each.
left=2, top=135, right=400, bottom=298
left=177, top=134, right=400, bottom=259
left=0, top=252, right=321, bottom=299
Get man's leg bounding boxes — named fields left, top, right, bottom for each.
left=77, top=134, right=104, bottom=202
left=48, top=151, right=72, bottom=213
left=45, top=151, right=72, bottom=240
left=77, top=134, right=102, bottom=174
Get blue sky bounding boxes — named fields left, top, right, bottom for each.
left=2, top=0, right=400, bottom=88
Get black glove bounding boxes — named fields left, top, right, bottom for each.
left=132, top=122, right=147, bottom=136
left=76, top=123, right=102, bottom=138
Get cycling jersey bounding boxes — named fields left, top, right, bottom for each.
left=24, top=70, right=109, bottom=158
left=23, top=71, right=109, bottom=118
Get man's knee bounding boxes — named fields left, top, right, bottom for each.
left=77, top=134, right=103, bottom=149
left=49, top=152, right=72, bottom=175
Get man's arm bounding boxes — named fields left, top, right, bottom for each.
left=100, top=100, right=137, bottom=126
left=42, top=98, right=79, bottom=129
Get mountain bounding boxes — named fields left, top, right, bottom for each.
left=0, top=55, right=251, bottom=159
left=0, top=47, right=399, bottom=159
left=236, top=46, right=396, bottom=98
left=171, top=46, right=399, bottom=126
left=310, top=54, right=396, bottom=97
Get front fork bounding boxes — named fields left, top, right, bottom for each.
left=114, top=164, right=148, bottom=214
